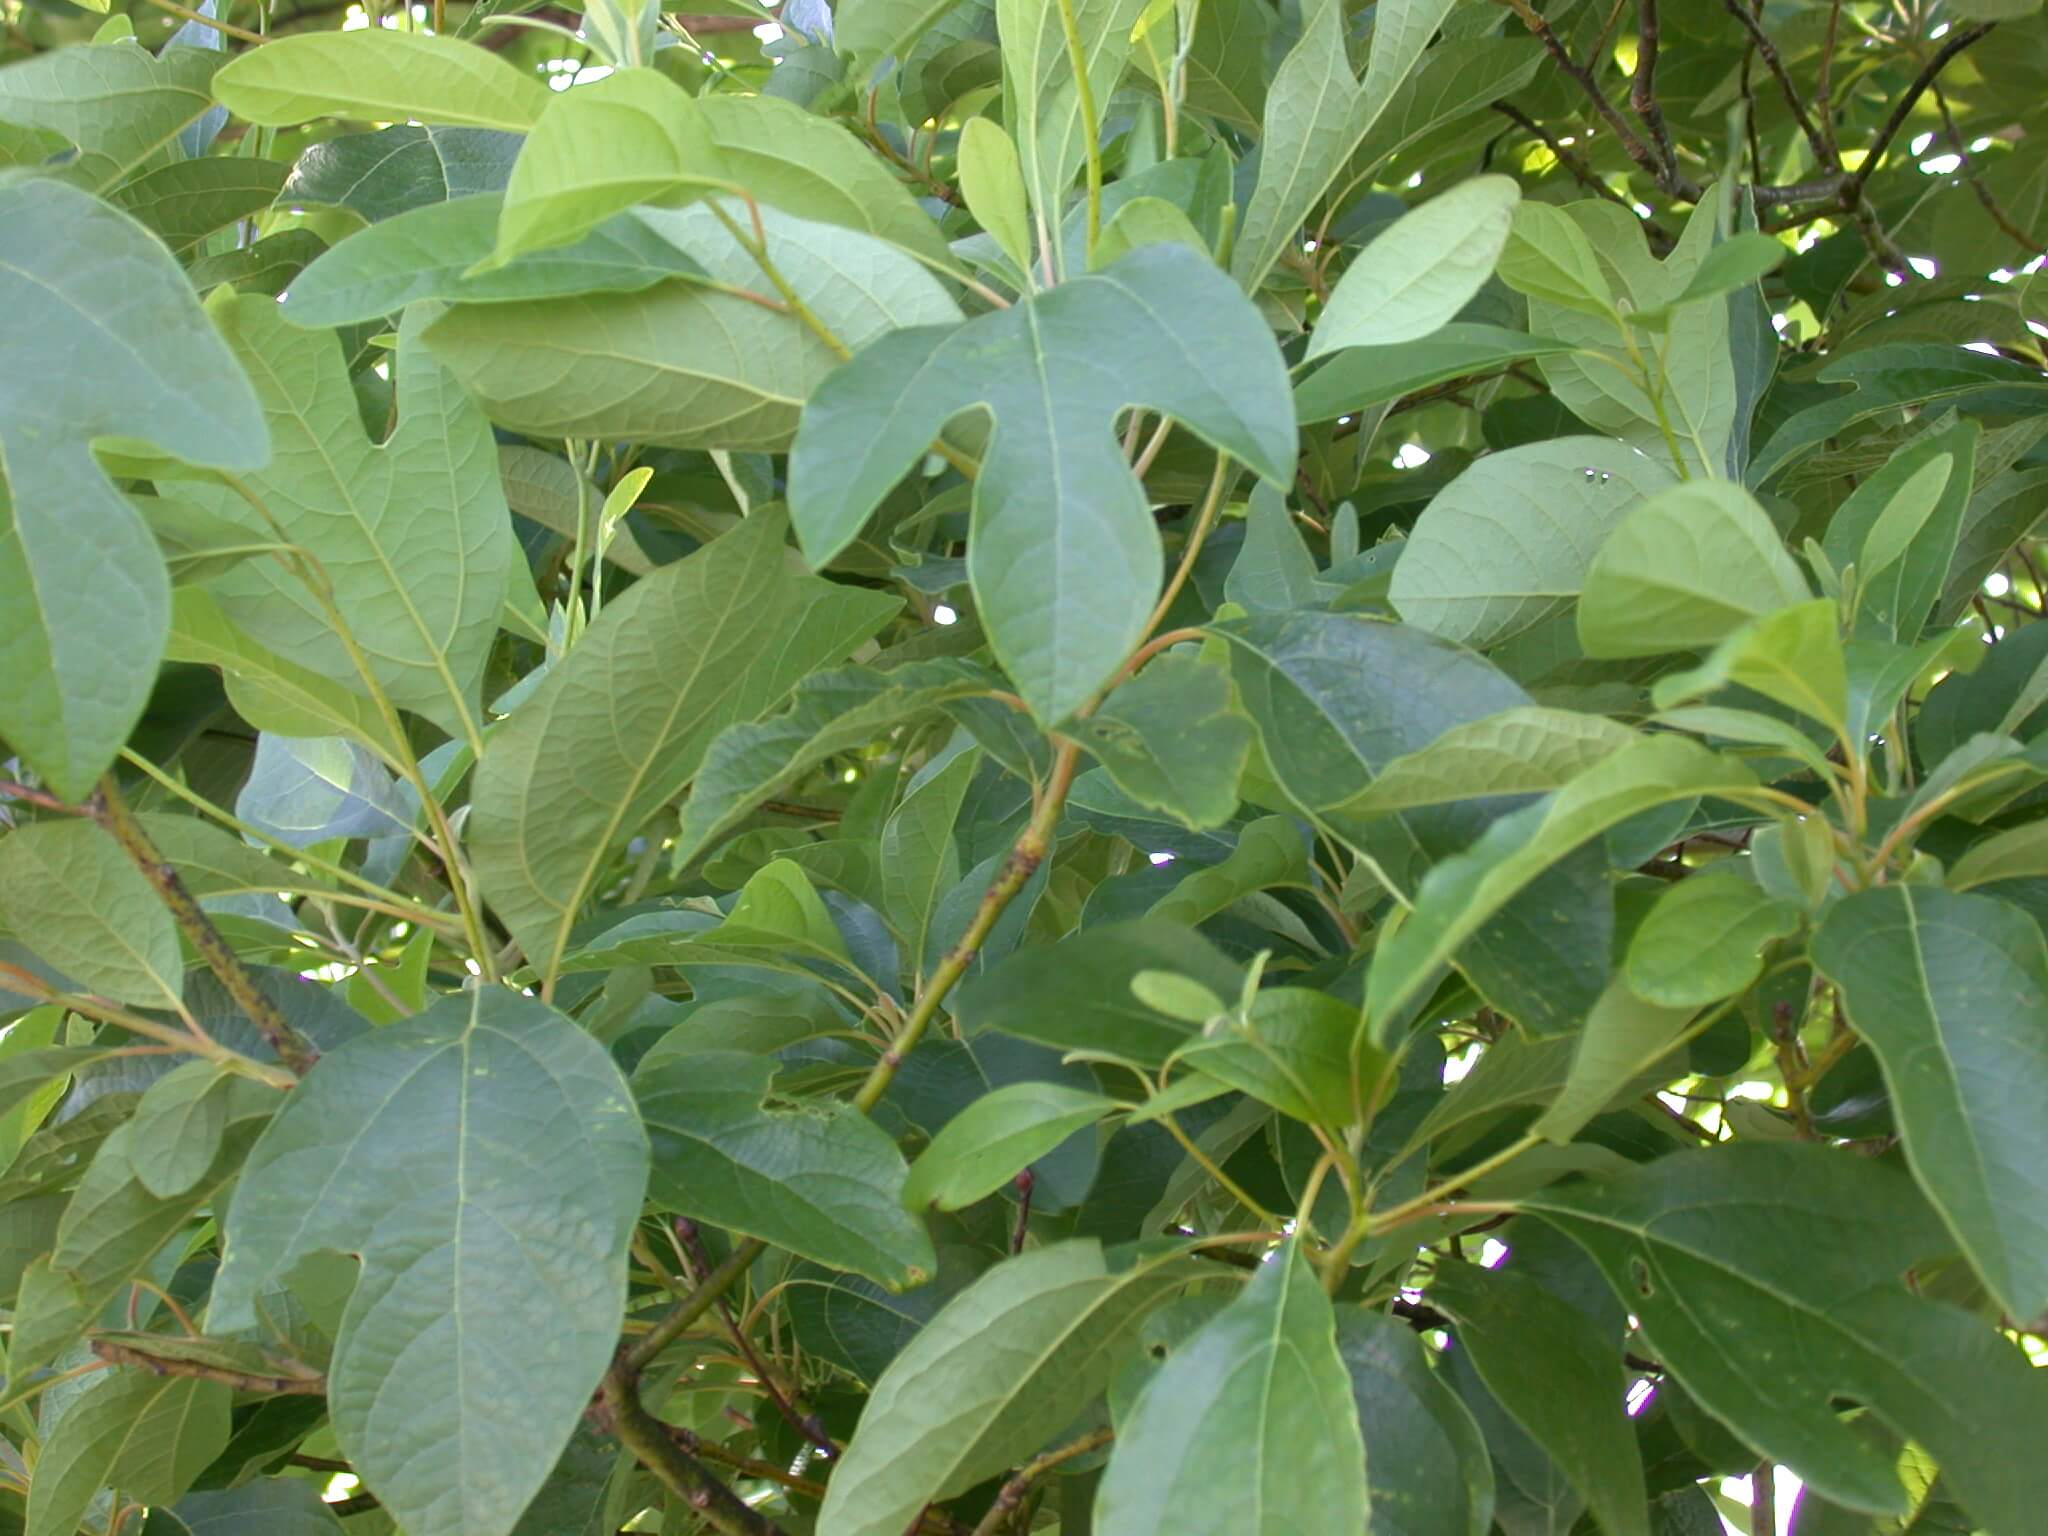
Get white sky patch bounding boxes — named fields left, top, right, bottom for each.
left=933, top=603, right=958, bottom=626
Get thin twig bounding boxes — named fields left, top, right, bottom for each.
left=1815, top=0, right=1843, bottom=159
left=674, top=1219, right=833, bottom=1456
left=1629, top=0, right=1684, bottom=186
left=0, top=780, right=79, bottom=814
left=90, top=1339, right=326, bottom=1396
left=1491, top=103, right=1674, bottom=244
left=1931, top=79, right=2045, bottom=259
left=1499, top=0, right=1700, bottom=200
left=90, top=776, right=320, bottom=1077
left=968, top=1429, right=1115, bottom=1536
left=1848, top=23, right=1997, bottom=196
left=140, top=0, right=266, bottom=42
left=598, top=1365, right=788, bottom=1536
left=1720, top=0, right=1836, bottom=169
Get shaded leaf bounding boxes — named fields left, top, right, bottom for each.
left=1093, top=1239, right=1366, bottom=1534
left=1811, top=886, right=2048, bottom=1323
left=471, top=507, right=897, bottom=981
left=1429, top=1259, right=1647, bottom=1536
left=819, top=1241, right=1195, bottom=1536
left=1525, top=1145, right=2048, bottom=1527
left=1069, top=654, right=1251, bottom=831
left=635, top=1050, right=935, bottom=1288
left=902, top=1081, right=1121, bottom=1212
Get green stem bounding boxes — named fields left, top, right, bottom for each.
left=221, top=474, right=498, bottom=981
left=851, top=741, right=1082, bottom=1116
left=624, top=1240, right=764, bottom=1376
left=710, top=200, right=854, bottom=363
left=119, top=750, right=463, bottom=936
left=1053, top=0, right=1105, bottom=271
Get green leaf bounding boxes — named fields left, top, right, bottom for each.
left=880, top=750, right=980, bottom=969
left=1650, top=599, right=1850, bottom=736
left=790, top=243, right=1293, bottom=722
left=1336, top=1310, right=1494, bottom=1536
left=1820, top=417, right=1979, bottom=644
left=1390, top=437, right=1678, bottom=649
left=1148, top=815, right=1310, bottom=926
left=1093, top=1238, right=1366, bottom=1534
left=1230, top=0, right=1457, bottom=291
left=634, top=1050, right=935, bottom=1288
left=1630, top=232, right=1787, bottom=325
left=171, top=1480, right=345, bottom=1535
left=125, top=1061, right=232, bottom=1199
left=212, top=30, right=550, bottom=130
left=903, top=1081, right=1121, bottom=1212
left=1747, top=345, right=2048, bottom=488
left=426, top=201, right=961, bottom=450
left=1626, top=869, right=1801, bottom=1007
left=26, top=1371, right=229, bottom=1536
left=1293, top=325, right=1576, bottom=425
left=957, top=918, right=1242, bottom=1069
left=471, top=507, right=897, bottom=982
left=997, top=0, right=1146, bottom=247
left=0, top=179, right=266, bottom=800
left=819, top=1240, right=1195, bottom=1536
left=700, top=92, right=952, bottom=267
left=1950, top=820, right=2048, bottom=888
left=1496, top=200, right=1619, bottom=320
left=1523, top=1145, right=2048, bottom=1529
left=212, top=990, right=649, bottom=1536
left=1331, top=707, right=1636, bottom=817
left=109, top=157, right=291, bottom=258
left=190, top=295, right=514, bottom=754
left=1578, top=481, right=1812, bottom=658
left=492, top=67, right=724, bottom=264
left=673, top=659, right=1001, bottom=871
left=1366, top=735, right=1759, bottom=1036
left=1307, top=175, right=1519, bottom=356
left=836, top=0, right=960, bottom=62
left=0, top=40, right=220, bottom=193
left=1224, top=482, right=1323, bottom=612
left=1429, top=1259, right=1648, bottom=1536
left=164, top=590, right=398, bottom=755
left=235, top=733, right=409, bottom=849
left=1068, top=653, right=1252, bottom=831
left=282, top=123, right=522, bottom=223
left=958, top=118, right=1030, bottom=270
left=0, top=821, right=181, bottom=1009
left=1175, top=986, right=1368, bottom=1129
left=1811, top=886, right=2048, bottom=1323
left=281, top=195, right=706, bottom=328
left=1533, top=978, right=1697, bottom=1143
left=1211, top=611, right=1530, bottom=827
left=1095, top=193, right=1210, bottom=266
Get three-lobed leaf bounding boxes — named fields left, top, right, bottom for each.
left=211, top=990, right=649, bottom=1536
left=788, top=242, right=1295, bottom=723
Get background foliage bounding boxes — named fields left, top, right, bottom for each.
left=2, top=0, right=2047, bottom=1533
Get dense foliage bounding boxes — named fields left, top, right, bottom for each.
left=3, top=0, right=2048, bottom=1532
